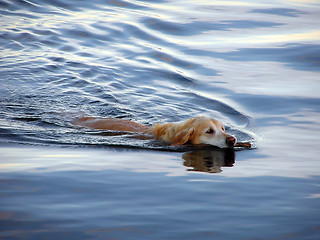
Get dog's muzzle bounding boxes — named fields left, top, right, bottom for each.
left=226, top=136, right=236, bottom=147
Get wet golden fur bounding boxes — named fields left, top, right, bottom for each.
left=73, top=116, right=236, bottom=148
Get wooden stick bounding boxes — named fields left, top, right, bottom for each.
left=234, top=142, right=252, bottom=148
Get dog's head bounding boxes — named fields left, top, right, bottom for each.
left=167, top=117, right=237, bottom=148
left=192, top=117, right=236, bottom=148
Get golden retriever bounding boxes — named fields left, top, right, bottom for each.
left=73, top=116, right=237, bottom=148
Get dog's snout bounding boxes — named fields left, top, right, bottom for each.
left=226, top=136, right=236, bottom=147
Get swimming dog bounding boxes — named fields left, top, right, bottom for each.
left=73, top=116, right=237, bottom=148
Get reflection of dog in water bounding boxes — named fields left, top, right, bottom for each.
left=182, top=150, right=235, bottom=173
left=73, top=116, right=237, bottom=148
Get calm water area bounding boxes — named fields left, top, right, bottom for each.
left=1, top=0, right=320, bottom=239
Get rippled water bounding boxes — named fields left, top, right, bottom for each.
left=1, top=0, right=320, bottom=239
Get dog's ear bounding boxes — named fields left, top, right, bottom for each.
left=171, top=127, right=194, bottom=146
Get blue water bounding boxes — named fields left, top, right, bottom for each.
left=1, top=0, right=320, bottom=239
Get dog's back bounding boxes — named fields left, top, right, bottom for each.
left=73, top=117, right=150, bottom=132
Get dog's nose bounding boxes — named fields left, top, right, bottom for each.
left=226, top=136, right=236, bottom=147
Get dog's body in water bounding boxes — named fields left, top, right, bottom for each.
left=74, top=116, right=238, bottom=148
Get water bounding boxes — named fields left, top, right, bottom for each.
left=1, top=0, right=320, bottom=239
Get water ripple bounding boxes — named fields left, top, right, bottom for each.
left=250, top=8, right=305, bottom=17
left=142, top=17, right=284, bottom=36
left=1, top=0, right=318, bottom=150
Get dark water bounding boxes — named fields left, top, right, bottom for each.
left=1, top=0, right=320, bottom=239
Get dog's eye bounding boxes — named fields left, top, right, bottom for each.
left=221, top=126, right=225, bottom=132
left=206, top=128, right=215, bottom=134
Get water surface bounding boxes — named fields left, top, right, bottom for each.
left=1, top=0, right=320, bottom=239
